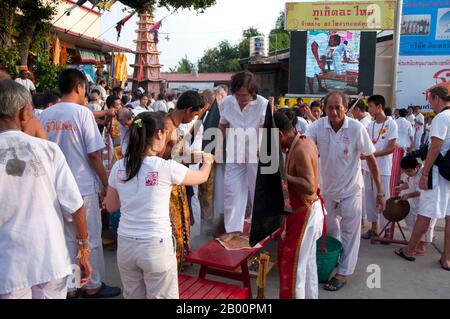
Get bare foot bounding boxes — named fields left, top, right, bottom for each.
left=218, top=231, right=242, bottom=242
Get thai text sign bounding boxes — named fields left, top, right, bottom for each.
left=285, top=1, right=396, bottom=31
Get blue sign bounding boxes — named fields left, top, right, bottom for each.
left=400, top=0, right=450, bottom=56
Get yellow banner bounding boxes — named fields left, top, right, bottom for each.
left=285, top=1, right=396, bottom=31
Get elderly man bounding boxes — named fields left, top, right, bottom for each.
left=39, top=69, right=121, bottom=298
left=306, top=92, right=385, bottom=291
left=15, top=70, right=36, bottom=94
left=0, top=80, right=92, bottom=299
left=218, top=71, right=268, bottom=239
left=395, top=85, right=450, bottom=268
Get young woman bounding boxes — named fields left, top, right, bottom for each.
left=104, top=112, right=212, bottom=299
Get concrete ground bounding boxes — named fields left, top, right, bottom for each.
left=102, top=219, right=450, bottom=299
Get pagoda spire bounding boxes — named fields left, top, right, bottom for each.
left=131, top=11, right=163, bottom=94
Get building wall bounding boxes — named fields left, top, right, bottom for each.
left=373, top=38, right=394, bottom=107
left=50, top=0, right=101, bottom=37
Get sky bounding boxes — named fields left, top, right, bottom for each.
left=101, top=0, right=286, bottom=73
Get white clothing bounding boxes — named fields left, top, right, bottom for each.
left=65, top=194, right=105, bottom=291
left=33, top=108, right=44, bottom=120
left=423, top=122, right=432, bottom=145
left=132, top=106, right=151, bottom=116
left=130, top=100, right=140, bottom=109
left=0, top=277, right=68, bottom=299
left=153, top=100, right=168, bottom=113
left=359, top=114, right=372, bottom=128
left=362, top=117, right=398, bottom=176
left=87, top=102, right=102, bottom=113
left=40, top=102, right=105, bottom=196
left=414, top=112, right=425, bottom=136
left=0, top=131, right=83, bottom=295
left=295, top=200, right=324, bottom=299
left=419, top=166, right=450, bottom=219
left=404, top=213, right=436, bottom=243
left=395, top=117, right=414, bottom=150
left=406, top=114, right=415, bottom=126
left=15, top=78, right=35, bottom=92
left=109, top=157, right=188, bottom=239
left=324, top=189, right=363, bottom=276
left=306, top=116, right=376, bottom=200
left=223, top=163, right=258, bottom=233
left=149, top=98, right=156, bottom=108
left=219, top=95, right=268, bottom=163
left=94, top=85, right=107, bottom=101
left=333, top=45, right=347, bottom=75
left=167, top=101, right=175, bottom=111
left=117, top=235, right=178, bottom=299
left=296, top=117, right=309, bottom=134
left=305, top=33, right=328, bottom=78
left=430, top=109, right=450, bottom=156
left=363, top=171, right=390, bottom=229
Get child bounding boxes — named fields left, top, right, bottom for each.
left=396, top=155, right=436, bottom=255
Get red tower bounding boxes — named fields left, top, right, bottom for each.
left=131, top=12, right=163, bottom=94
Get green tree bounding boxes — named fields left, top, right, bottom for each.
left=119, top=0, right=216, bottom=13
left=198, top=40, right=241, bottom=73
left=269, top=11, right=290, bottom=52
left=238, top=27, right=262, bottom=59
left=175, top=55, right=194, bottom=73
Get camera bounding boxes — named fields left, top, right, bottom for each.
left=406, top=143, right=428, bottom=161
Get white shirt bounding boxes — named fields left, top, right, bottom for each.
left=132, top=106, right=152, bottom=116
left=167, top=101, right=175, bottom=111
left=414, top=112, right=425, bottom=135
left=39, top=102, right=105, bottom=196
left=179, top=119, right=204, bottom=152
left=306, top=116, right=376, bottom=200
left=430, top=109, right=450, bottom=156
left=395, top=117, right=414, bottom=149
left=94, top=85, right=107, bottom=101
left=405, top=166, right=423, bottom=212
left=296, top=117, right=309, bottom=134
left=130, top=100, right=140, bottom=109
left=149, top=98, right=156, bottom=108
left=153, top=100, right=168, bottom=113
left=362, top=117, right=398, bottom=176
left=33, top=108, right=44, bottom=120
left=407, top=114, right=415, bottom=126
left=87, top=102, right=102, bottom=113
left=359, top=113, right=372, bottom=128
left=15, top=78, right=36, bottom=92
left=108, top=157, right=188, bottom=239
left=219, top=94, right=268, bottom=163
left=0, top=131, right=83, bottom=294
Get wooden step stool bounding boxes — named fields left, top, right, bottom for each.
left=179, top=274, right=249, bottom=299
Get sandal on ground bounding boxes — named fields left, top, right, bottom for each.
left=361, top=230, right=378, bottom=240
left=323, top=277, right=347, bottom=292
left=439, top=259, right=450, bottom=271
left=395, top=248, right=416, bottom=262
left=82, top=283, right=121, bottom=299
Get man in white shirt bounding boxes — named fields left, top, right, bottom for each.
left=39, top=69, right=121, bottom=298
left=218, top=71, right=268, bottom=238
left=395, top=108, right=414, bottom=152
left=306, top=92, right=385, bottom=291
left=361, top=95, right=398, bottom=240
left=93, top=78, right=107, bottom=104
left=395, top=85, right=450, bottom=268
left=351, top=100, right=372, bottom=128
left=0, top=80, right=92, bottom=299
left=153, top=93, right=168, bottom=113
left=15, top=70, right=36, bottom=94
left=413, top=105, right=425, bottom=150
left=406, top=106, right=415, bottom=126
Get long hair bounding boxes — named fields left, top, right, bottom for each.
left=124, top=112, right=165, bottom=181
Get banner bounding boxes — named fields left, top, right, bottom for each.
left=285, top=1, right=396, bottom=31
left=396, top=1, right=450, bottom=109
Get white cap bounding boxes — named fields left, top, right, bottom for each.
left=137, top=87, right=145, bottom=94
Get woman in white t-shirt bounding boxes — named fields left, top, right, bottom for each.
left=104, top=112, right=212, bottom=299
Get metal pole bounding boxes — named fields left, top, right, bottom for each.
left=391, top=0, right=403, bottom=108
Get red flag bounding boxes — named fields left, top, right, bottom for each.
left=150, top=20, right=162, bottom=32
left=138, top=57, right=145, bottom=82
left=115, top=11, right=135, bottom=41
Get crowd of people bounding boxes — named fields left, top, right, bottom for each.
left=0, top=67, right=449, bottom=300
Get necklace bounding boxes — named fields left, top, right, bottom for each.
left=371, top=118, right=387, bottom=144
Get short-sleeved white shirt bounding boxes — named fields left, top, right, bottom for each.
left=39, top=102, right=105, bottom=196
left=406, top=166, right=423, bottom=212
left=306, top=116, right=376, bottom=200
left=430, top=109, right=450, bottom=156
left=108, top=157, right=188, bottom=239
left=296, top=116, right=309, bottom=134
left=15, top=78, right=35, bottom=92
left=131, top=106, right=152, bottom=116
left=0, top=131, right=83, bottom=294
left=359, top=113, right=372, bottom=128
left=362, top=117, right=398, bottom=176
left=219, top=95, right=268, bottom=163
left=415, top=112, right=425, bottom=135
left=407, top=114, right=415, bottom=126
left=396, top=117, right=414, bottom=149
left=87, top=102, right=102, bottom=113
left=153, top=100, right=168, bottom=113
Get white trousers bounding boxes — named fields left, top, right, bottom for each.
left=223, top=163, right=258, bottom=233
left=0, top=277, right=68, bottom=299
left=323, top=189, right=362, bottom=276
left=65, top=194, right=105, bottom=291
left=363, top=171, right=390, bottom=230
left=419, top=166, right=450, bottom=220
left=295, top=200, right=324, bottom=299
left=117, top=235, right=178, bottom=299
left=414, top=131, right=422, bottom=150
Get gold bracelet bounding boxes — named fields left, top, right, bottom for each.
left=76, top=247, right=91, bottom=259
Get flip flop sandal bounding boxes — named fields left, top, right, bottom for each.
left=395, top=248, right=416, bottom=261
left=439, top=259, right=450, bottom=271
left=323, top=277, right=347, bottom=292
left=361, top=230, right=378, bottom=240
